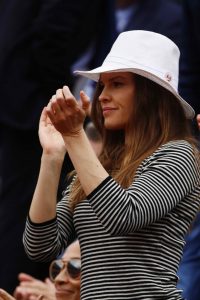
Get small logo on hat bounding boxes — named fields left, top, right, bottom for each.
left=164, top=73, right=172, bottom=82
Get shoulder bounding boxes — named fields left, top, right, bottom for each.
left=137, top=140, right=200, bottom=189
left=143, top=140, right=198, bottom=168
left=158, top=140, right=194, bottom=154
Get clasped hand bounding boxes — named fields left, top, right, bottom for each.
left=46, top=86, right=90, bottom=137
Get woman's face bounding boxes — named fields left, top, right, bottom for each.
left=98, top=72, right=135, bottom=130
left=54, top=241, right=81, bottom=300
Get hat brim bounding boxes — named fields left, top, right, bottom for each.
left=74, top=66, right=195, bottom=119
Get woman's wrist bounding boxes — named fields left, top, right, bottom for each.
left=62, top=128, right=86, bottom=148
left=41, top=151, right=65, bottom=165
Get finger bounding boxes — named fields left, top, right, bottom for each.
left=44, top=278, right=51, bottom=284
left=51, top=95, right=59, bottom=114
left=0, top=289, right=15, bottom=300
left=39, top=107, right=48, bottom=124
left=51, top=94, right=64, bottom=115
left=46, top=97, right=53, bottom=111
left=20, top=280, right=43, bottom=289
left=57, top=97, right=79, bottom=115
left=46, top=98, right=56, bottom=121
left=62, top=86, right=77, bottom=107
left=56, top=88, right=65, bottom=100
left=18, top=273, right=35, bottom=282
left=62, top=85, right=75, bottom=99
left=13, top=287, right=28, bottom=300
left=80, top=90, right=90, bottom=110
left=45, top=278, right=54, bottom=287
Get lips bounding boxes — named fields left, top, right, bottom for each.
left=102, top=107, right=117, bottom=116
left=102, top=107, right=116, bottom=111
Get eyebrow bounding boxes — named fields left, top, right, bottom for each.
left=62, top=257, right=81, bottom=262
left=99, top=75, right=127, bottom=84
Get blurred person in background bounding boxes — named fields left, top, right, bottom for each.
left=0, top=240, right=80, bottom=300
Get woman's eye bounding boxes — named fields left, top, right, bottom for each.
left=113, top=81, right=123, bottom=87
left=99, top=83, right=104, bottom=90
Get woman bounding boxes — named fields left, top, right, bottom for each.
left=23, top=31, right=200, bottom=299
left=0, top=240, right=81, bottom=300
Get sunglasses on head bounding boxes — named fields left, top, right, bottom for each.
left=49, top=258, right=81, bottom=281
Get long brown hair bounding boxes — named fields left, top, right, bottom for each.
left=69, top=74, right=197, bottom=210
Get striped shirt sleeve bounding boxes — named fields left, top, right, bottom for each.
left=23, top=187, right=76, bottom=262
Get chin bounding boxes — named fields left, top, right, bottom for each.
left=104, top=123, right=124, bottom=130
left=56, top=292, right=79, bottom=300
left=56, top=295, right=65, bottom=300
left=104, top=118, right=125, bottom=130
left=56, top=294, right=69, bottom=300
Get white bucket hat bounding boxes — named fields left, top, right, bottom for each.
left=74, top=30, right=194, bottom=119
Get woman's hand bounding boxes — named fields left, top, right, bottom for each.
left=13, top=273, right=55, bottom=300
left=46, top=86, right=90, bottom=138
left=0, top=289, right=15, bottom=300
left=39, top=107, right=66, bottom=158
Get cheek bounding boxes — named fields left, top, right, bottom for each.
left=72, top=284, right=80, bottom=300
left=56, top=296, right=69, bottom=300
left=124, top=105, right=133, bottom=120
left=124, top=97, right=134, bottom=118
left=71, top=280, right=81, bottom=291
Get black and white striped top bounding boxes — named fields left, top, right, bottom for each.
left=24, top=140, right=200, bottom=300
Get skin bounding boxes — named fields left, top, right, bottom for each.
left=88, top=139, right=102, bottom=157
left=197, top=114, right=200, bottom=130
left=0, top=241, right=80, bottom=300
left=13, top=275, right=55, bottom=300
left=0, top=290, right=15, bottom=300
left=0, top=277, right=55, bottom=300
left=99, top=72, right=135, bottom=130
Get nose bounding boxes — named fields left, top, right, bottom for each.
left=98, top=86, right=111, bottom=103
left=54, top=268, right=69, bottom=285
